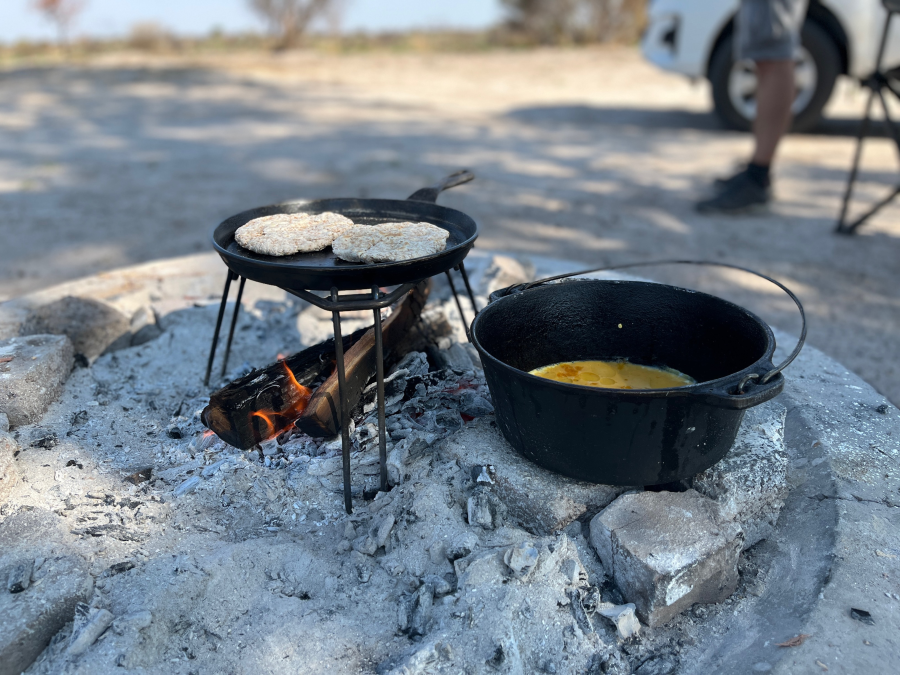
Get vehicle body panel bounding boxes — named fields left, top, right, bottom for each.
left=642, top=0, right=900, bottom=79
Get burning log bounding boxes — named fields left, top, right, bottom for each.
left=202, top=281, right=431, bottom=449
left=201, top=326, right=369, bottom=449
left=294, top=281, right=430, bottom=438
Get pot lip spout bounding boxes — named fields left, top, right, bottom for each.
left=470, top=278, right=779, bottom=400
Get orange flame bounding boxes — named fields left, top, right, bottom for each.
left=250, top=359, right=313, bottom=441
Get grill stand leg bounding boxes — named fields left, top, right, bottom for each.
left=445, top=271, right=471, bottom=341
left=457, top=261, right=479, bottom=318
left=204, top=271, right=235, bottom=387
left=331, top=288, right=353, bottom=514
left=372, top=286, right=388, bottom=492
left=220, top=276, right=246, bottom=378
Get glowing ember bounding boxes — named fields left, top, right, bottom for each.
left=250, top=360, right=313, bottom=441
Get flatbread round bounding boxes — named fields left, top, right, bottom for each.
left=333, top=222, right=449, bottom=264
left=234, top=212, right=355, bottom=256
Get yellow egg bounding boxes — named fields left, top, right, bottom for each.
left=530, top=360, right=695, bottom=390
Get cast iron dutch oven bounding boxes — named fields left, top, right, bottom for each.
left=470, top=261, right=806, bottom=487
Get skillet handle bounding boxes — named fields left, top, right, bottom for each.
left=407, top=170, right=475, bottom=203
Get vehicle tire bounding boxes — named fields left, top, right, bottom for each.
left=709, top=20, right=841, bottom=133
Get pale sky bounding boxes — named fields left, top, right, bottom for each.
left=0, top=0, right=506, bottom=42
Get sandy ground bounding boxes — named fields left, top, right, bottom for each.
left=0, top=46, right=898, bottom=404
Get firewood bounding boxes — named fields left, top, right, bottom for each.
left=202, top=280, right=431, bottom=448
left=295, top=281, right=430, bottom=437
left=202, top=325, right=369, bottom=449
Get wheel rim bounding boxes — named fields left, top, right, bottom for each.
left=727, top=47, right=818, bottom=121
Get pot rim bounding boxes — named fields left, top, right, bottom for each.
left=470, top=278, right=778, bottom=397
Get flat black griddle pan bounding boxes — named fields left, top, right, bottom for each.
left=211, top=171, right=478, bottom=291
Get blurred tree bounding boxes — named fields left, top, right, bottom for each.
left=501, top=0, right=646, bottom=44
left=32, top=0, right=86, bottom=45
left=248, top=0, right=335, bottom=48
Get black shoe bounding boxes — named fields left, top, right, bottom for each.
left=712, top=171, right=747, bottom=192
left=696, top=171, right=771, bottom=213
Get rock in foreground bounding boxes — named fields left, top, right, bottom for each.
left=590, top=490, right=743, bottom=627
left=0, top=556, right=93, bottom=675
left=0, top=335, right=74, bottom=427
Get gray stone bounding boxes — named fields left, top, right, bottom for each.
left=483, top=255, right=535, bottom=296
left=445, top=532, right=478, bottom=562
left=441, top=419, right=623, bottom=535
left=375, top=514, right=395, bottom=549
left=597, top=603, right=641, bottom=639
left=503, top=542, right=539, bottom=579
left=67, top=603, right=114, bottom=656
left=455, top=550, right=506, bottom=589
left=0, top=335, right=74, bottom=427
left=352, top=528, right=378, bottom=556
left=6, top=559, right=33, bottom=593
left=467, top=492, right=496, bottom=529
left=0, top=412, right=7, bottom=432
left=692, top=401, right=788, bottom=550
left=423, top=574, right=453, bottom=597
left=112, top=610, right=152, bottom=635
left=353, top=514, right=395, bottom=556
left=409, top=583, right=434, bottom=637
left=20, top=296, right=131, bottom=361
left=0, top=432, right=18, bottom=505
left=589, top=490, right=743, bottom=627
left=385, top=641, right=452, bottom=675
left=0, top=555, right=93, bottom=675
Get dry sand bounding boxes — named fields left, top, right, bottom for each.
left=0, top=47, right=897, bottom=403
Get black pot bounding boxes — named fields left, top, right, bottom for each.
left=470, top=279, right=788, bottom=486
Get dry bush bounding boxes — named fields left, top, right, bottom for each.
left=31, top=0, right=86, bottom=44
left=501, top=0, right=647, bottom=44
left=127, top=22, right=179, bottom=52
left=248, top=0, right=335, bottom=48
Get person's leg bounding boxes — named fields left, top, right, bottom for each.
left=697, top=0, right=807, bottom=213
left=751, top=58, right=796, bottom=167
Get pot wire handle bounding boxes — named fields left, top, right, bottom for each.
left=517, top=260, right=806, bottom=394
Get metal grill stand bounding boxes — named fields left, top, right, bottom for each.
left=204, top=263, right=479, bottom=514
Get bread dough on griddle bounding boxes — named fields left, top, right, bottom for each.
left=332, top=222, right=449, bottom=264
left=234, top=212, right=355, bottom=256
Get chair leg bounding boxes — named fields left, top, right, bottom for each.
left=836, top=10, right=897, bottom=234
left=836, top=90, right=876, bottom=234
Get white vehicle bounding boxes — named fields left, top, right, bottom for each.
left=642, top=0, right=900, bottom=130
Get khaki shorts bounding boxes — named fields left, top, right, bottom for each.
left=736, top=0, right=808, bottom=61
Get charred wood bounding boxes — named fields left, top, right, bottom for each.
left=202, top=280, right=433, bottom=448
left=202, top=325, right=369, bottom=449
left=295, top=281, right=430, bottom=437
